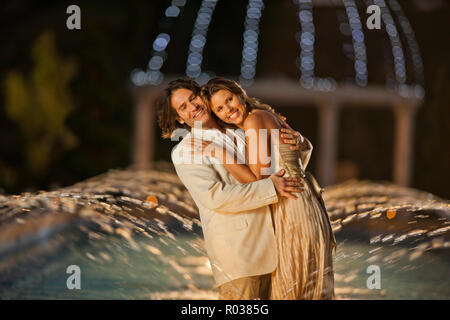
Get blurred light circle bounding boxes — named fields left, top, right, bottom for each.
left=193, top=24, right=207, bottom=32
left=243, top=58, right=257, bottom=66
left=243, top=47, right=256, bottom=56
left=246, top=41, right=258, bottom=49
left=245, top=19, right=259, bottom=28
left=244, top=33, right=257, bottom=43
left=165, top=6, right=180, bottom=17
left=148, top=56, right=164, bottom=70
left=243, top=53, right=257, bottom=62
left=188, top=52, right=203, bottom=65
left=130, top=69, right=147, bottom=86
left=303, top=63, right=314, bottom=71
left=300, top=77, right=314, bottom=89
left=153, top=34, right=170, bottom=51
left=241, top=65, right=255, bottom=73
left=186, top=65, right=201, bottom=78
left=414, top=85, right=425, bottom=98
left=349, top=17, right=359, bottom=25
left=393, top=46, right=403, bottom=57
left=172, top=0, right=186, bottom=7
left=196, top=72, right=211, bottom=85
left=248, top=7, right=262, bottom=19
left=347, top=7, right=358, bottom=16
left=352, top=30, right=364, bottom=42
left=299, top=10, right=312, bottom=22
left=301, top=32, right=314, bottom=44
left=147, top=71, right=163, bottom=84
left=243, top=56, right=257, bottom=64
left=300, top=40, right=313, bottom=50
left=157, top=33, right=170, bottom=41
left=386, top=24, right=398, bottom=37
left=191, top=36, right=206, bottom=49
left=244, top=29, right=258, bottom=38
left=242, top=70, right=256, bottom=78
left=239, top=77, right=255, bottom=87
left=301, top=55, right=314, bottom=64
left=249, top=0, right=263, bottom=8
left=197, top=13, right=212, bottom=24
left=355, top=61, right=367, bottom=73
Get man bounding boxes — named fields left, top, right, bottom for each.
left=157, top=78, right=311, bottom=300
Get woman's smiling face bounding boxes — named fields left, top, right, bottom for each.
left=210, top=89, right=248, bottom=126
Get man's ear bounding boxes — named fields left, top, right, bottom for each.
left=176, top=117, right=185, bottom=124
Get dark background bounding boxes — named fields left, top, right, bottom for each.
left=0, top=0, right=449, bottom=198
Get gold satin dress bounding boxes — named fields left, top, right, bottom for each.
left=269, top=144, right=336, bottom=300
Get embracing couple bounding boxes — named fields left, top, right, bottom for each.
left=156, top=77, right=336, bottom=300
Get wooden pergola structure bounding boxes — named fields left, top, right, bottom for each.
left=130, top=77, right=422, bottom=187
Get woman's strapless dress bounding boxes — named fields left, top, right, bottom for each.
left=269, top=143, right=336, bottom=300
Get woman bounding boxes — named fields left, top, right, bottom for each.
left=199, top=77, right=336, bottom=300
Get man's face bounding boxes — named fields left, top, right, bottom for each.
left=170, top=88, right=213, bottom=128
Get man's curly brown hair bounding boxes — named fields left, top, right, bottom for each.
left=156, top=78, right=201, bottom=139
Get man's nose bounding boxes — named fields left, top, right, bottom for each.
left=188, top=102, right=199, bottom=112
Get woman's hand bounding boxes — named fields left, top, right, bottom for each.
left=280, top=122, right=309, bottom=151
left=188, top=138, right=233, bottom=163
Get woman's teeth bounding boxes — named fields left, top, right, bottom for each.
left=229, top=111, right=239, bottom=120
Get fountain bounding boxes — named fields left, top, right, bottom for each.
left=0, top=163, right=448, bottom=299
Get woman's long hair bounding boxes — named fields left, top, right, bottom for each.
left=201, top=77, right=286, bottom=128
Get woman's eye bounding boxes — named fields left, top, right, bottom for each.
left=227, top=97, right=232, bottom=102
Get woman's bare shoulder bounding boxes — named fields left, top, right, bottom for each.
left=244, top=109, right=280, bottom=130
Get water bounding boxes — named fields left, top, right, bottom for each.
left=0, top=232, right=214, bottom=299
left=1, top=230, right=449, bottom=300
left=333, top=240, right=450, bottom=299
left=0, top=167, right=449, bottom=299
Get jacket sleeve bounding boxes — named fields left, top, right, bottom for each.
left=299, top=136, right=313, bottom=171
left=173, top=162, right=279, bottom=213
